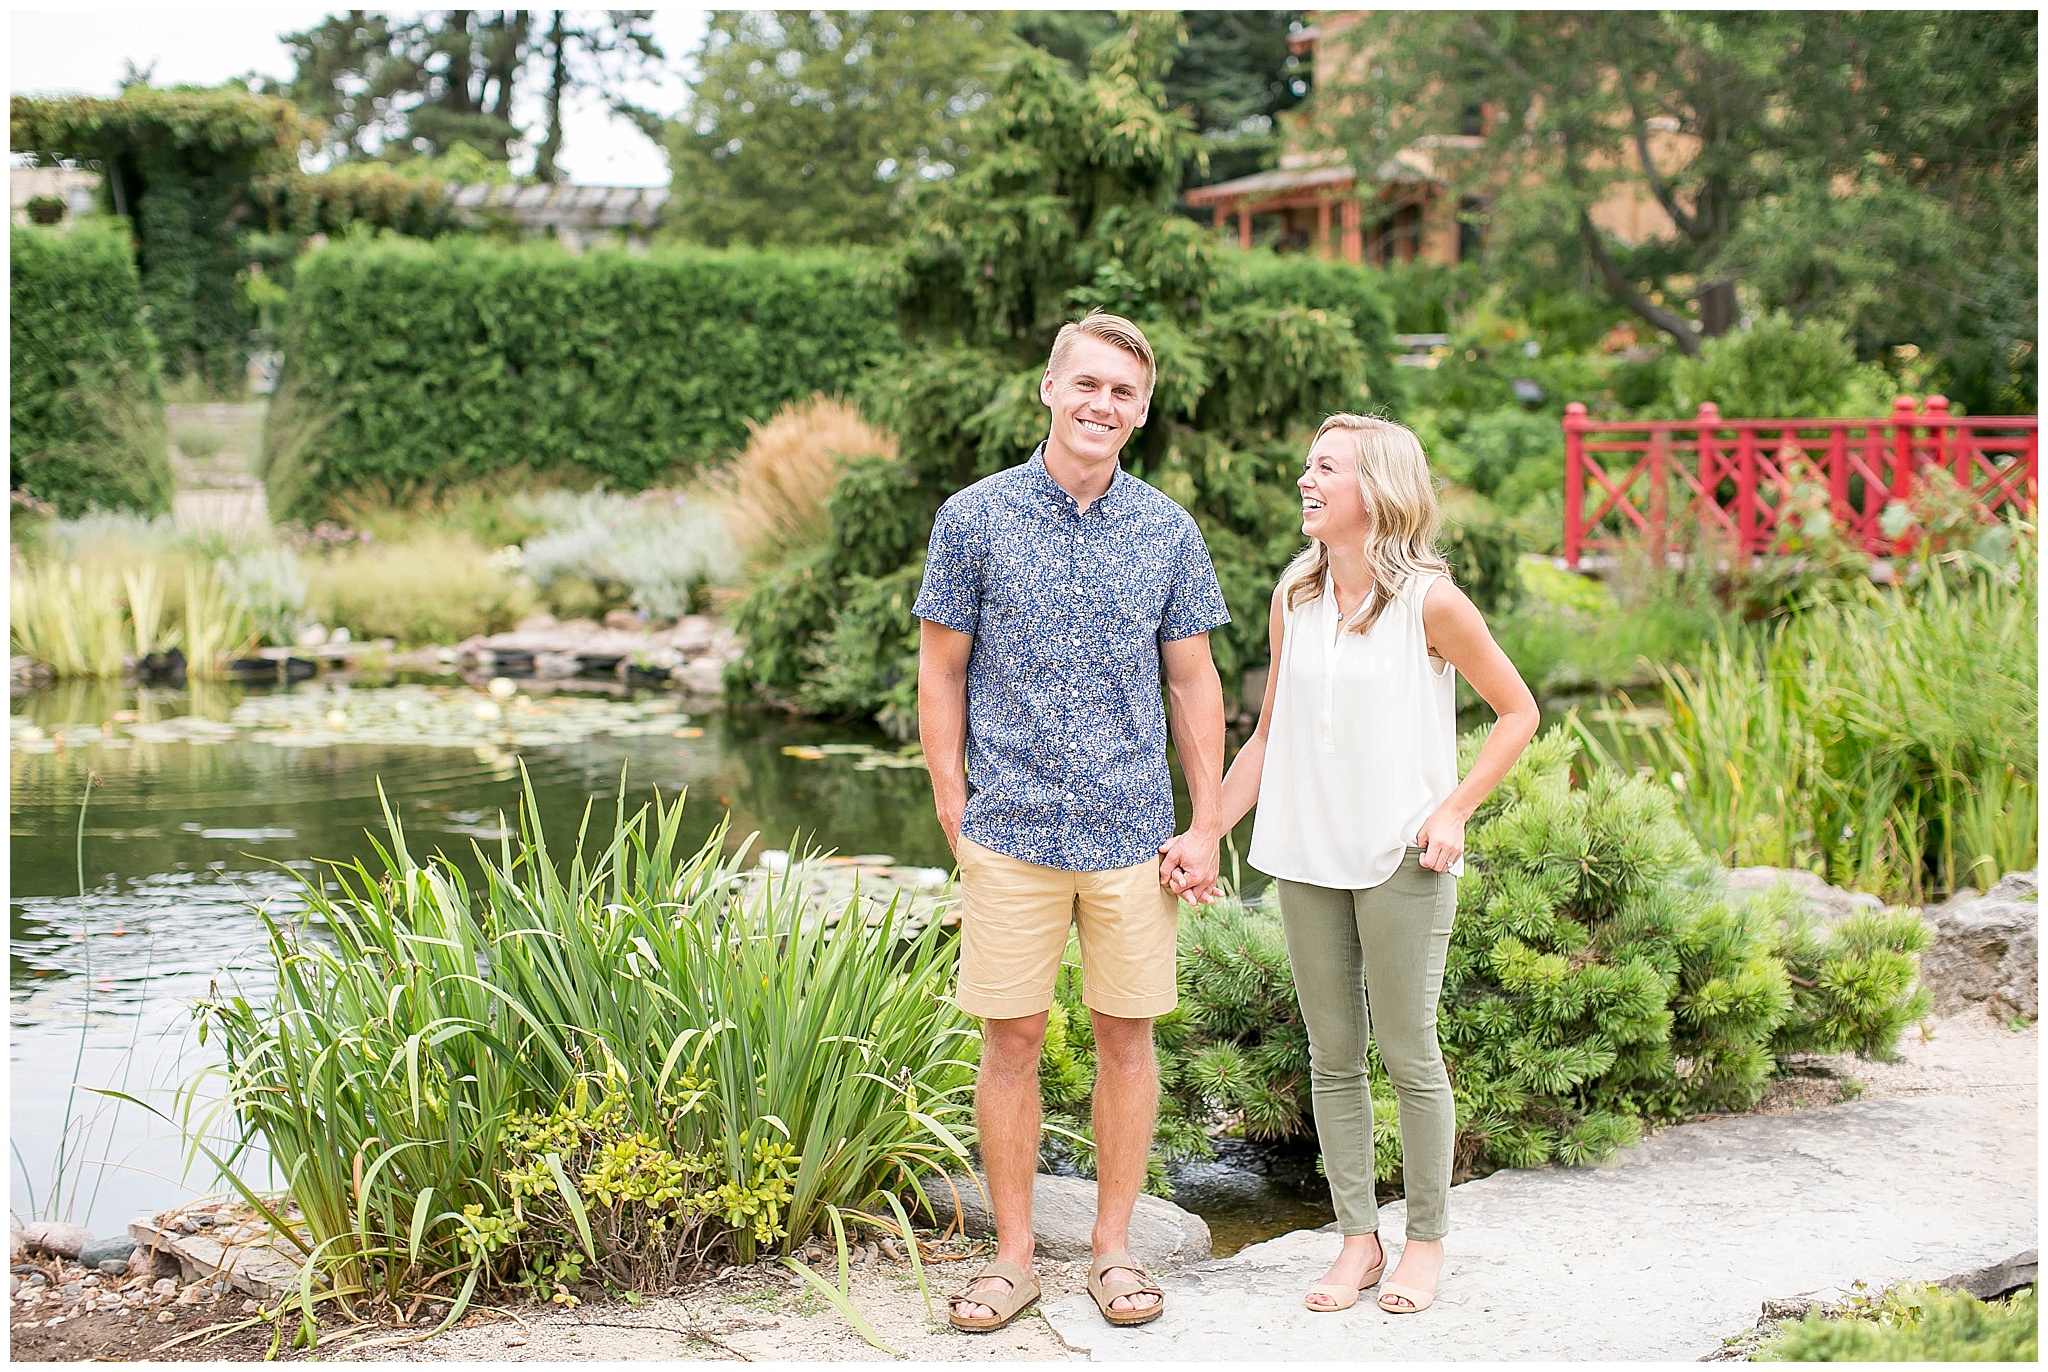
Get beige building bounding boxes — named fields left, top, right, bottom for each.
left=1188, top=12, right=1692, bottom=267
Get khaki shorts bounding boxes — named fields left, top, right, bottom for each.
left=954, top=834, right=1179, bottom=1021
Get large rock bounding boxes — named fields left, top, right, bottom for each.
left=1919, top=871, right=2037, bottom=1020
left=1725, top=867, right=1885, bottom=925
left=921, top=1172, right=1211, bottom=1268
left=18, top=1221, right=92, bottom=1259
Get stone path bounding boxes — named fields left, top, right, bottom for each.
left=1041, top=1028, right=2037, bottom=1362
left=167, top=401, right=268, bottom=536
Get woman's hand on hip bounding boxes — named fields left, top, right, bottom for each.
left=1414, top=806, right=1468, bottom=873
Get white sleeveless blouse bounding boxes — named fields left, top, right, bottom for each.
left=1247, top=570, right=1462, bottom=889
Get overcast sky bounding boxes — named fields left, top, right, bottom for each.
left=8, top=7, right=709, bottom=186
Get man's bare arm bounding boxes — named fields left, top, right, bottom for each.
left=1159, top=631, right=1225, bottom=898
left=918, top=620, right=974, bottom=857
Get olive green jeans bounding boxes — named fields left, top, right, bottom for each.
left=1277, top=848, right=1457, bottom=1241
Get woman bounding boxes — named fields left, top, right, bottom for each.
left=1188, top=413, right=1538, bottom=1314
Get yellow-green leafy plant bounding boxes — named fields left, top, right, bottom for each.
left=10, top=559, right=128, bottom=678
left=190, top=775, right=976, bottom=1323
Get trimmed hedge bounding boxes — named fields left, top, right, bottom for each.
left=9, top=219, right=170, bottom=515
left=268, top=238, right=900, bottom=514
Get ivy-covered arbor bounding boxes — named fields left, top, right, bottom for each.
left=730, top=13, right=1403, bottom=733
left=11, top=87, right=314, bottom=388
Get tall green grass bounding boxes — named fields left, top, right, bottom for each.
left=1589, top=545, right=2037, bottom=902
left=193, top=777, right=975, bottom=1312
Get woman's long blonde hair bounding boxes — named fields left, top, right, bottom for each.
left=1281, top=413, right=1449, bottom=635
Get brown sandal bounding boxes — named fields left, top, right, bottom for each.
left=1087, top=1251, right=1166, bottom=1327
left=945, top=1260, right=1040, bottom=1333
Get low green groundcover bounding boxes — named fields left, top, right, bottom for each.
left=1759, top=1283, right=2037, bottom=1362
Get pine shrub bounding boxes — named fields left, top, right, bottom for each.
left=1758, top=1283, right=2037, bottom=1362
left=1072, top=726, right=1934, bottom=1185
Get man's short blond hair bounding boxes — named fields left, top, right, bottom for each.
left=1046, top=310, right=1156, bottom=397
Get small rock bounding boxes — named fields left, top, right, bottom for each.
left=78, top=1235, right=137, bottom=1270
left=603, top=608, right=642, bottom=630
left=9, top=1275, right=17, bottom=1297
left=241, top=1298, right=260, bottom=1314
left=152, top=1278, right=177, bottom=1295
left=96, top=1259, right=129, bottom=1277
left=505, top=1335, right=528, bottom=1347
left=176, top=1284, right=207, bottom=1306
left=1762, top=1295, right=1817, bottom=1322
left=19, top=1221, right=93, bottom=1259
left=671, top=657, right=726, bottom=696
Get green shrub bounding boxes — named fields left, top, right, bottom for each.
left=1042, top=726, right=1934, bottom=1184
left=732, top=452, right=931, bottom=725
left=304, top=532, right=538, bottom=645
left=9, top=219, right=172, bottom=515
left=1759, top=1283, right=2037, bottom=1362
left=267, top=237, right=900, bottom=514
left=14, top=87, right=312, bottom=389
left=1210, top=252, right=1406, bottom=412
left=197, top=783, right=977, bottom=1308
left=513, top=489, right=736, bottom=623
left=1667, top=313, right=1899, bottom=419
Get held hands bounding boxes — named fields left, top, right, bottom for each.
left=1157, top=829, right=1223, bottom=905
left=1415, top=804, right=1469, bottom=873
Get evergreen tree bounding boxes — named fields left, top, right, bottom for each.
left=729, top=12, right=1397, bottom=732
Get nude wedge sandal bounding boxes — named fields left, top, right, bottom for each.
left=1377, top=1280, right=1436, bottom=1314
left=1303, top=1254, right=1385, bottom=1313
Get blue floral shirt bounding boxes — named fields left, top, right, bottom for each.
left=914, top=444, right=1230, bottom=871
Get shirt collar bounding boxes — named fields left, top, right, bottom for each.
left=1025, top=442, right=1129, bottom=516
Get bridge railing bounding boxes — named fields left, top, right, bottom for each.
left=1561, top=396, right=2038, bottom=567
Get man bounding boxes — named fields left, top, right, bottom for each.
left=914, top=310, right=1229, bottom=1332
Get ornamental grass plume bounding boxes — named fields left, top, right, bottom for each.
left=709, top=395, right=899, bottom=569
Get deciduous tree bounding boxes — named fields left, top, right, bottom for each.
left=1315, top=11, right=2036, bottom=409
left=655, top=10, right=1002, bottom=248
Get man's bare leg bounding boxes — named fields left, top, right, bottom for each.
left=1089, top=1010, right=1161, bottom=1315
left=953, top=1011, right=1048, bottom=1322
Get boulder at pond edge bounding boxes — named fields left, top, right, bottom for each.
left=1919, top=871, right=2038, bottom=1021
left=921, top=1172, right=1212, bottom=1267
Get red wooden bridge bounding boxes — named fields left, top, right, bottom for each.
left=1562, top=396, right=2038, bottom=567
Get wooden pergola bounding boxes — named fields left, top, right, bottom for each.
left=1186, top=163, right=1364, bottom=263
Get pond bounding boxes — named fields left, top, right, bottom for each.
left=9, top=674, right=1310, bottom=1250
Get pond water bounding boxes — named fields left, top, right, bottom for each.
left=9, top=674, right=1313, bottom=1243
